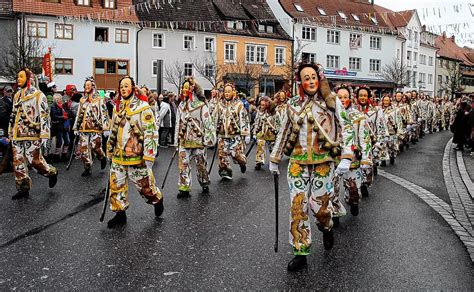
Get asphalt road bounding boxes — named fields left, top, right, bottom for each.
left=0, top=133, right=473, bottom=289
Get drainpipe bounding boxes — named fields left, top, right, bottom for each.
left=135, top=23, right=144, bottom=85
left=400, top=38, right=406, bottom=91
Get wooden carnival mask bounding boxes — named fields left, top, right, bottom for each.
left=336, top=88, right=351, bottom=109
left=382, top=96, right=391, bottom=107
left=17, top=70, right=29, bottom=88
left=224, top=84, right=235, bottom=101
left=299, top=67, right=319, bottom=97
left=120, top=77, right=133, bottom=99
left=357, top=88, right=370, bottom=105
left=84, top=80, right=94, bottom=94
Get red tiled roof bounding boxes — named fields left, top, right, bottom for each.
left=279, top=0, right=392, bottom=29
left=12, top=0, right=138, bottom=22
left=436, top=34, right=474, bottom=66
left=373, top=6, right=414, bottom=28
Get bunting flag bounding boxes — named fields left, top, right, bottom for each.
left=42, top=48, right=53, bottom=82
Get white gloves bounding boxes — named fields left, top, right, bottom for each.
left=103, top=130, right=111, bottom=137
left=335, top=159, right=351, bottom=175
left=360, top=164, right=371, bottom=169
left=145, top=160, right=154, bottom=169
left=74, top=130, right=79, bottom=136
left=245, top=136, right=251, bottom=144
left=41, top=138, right=48, bottom=147
left=417, top=118, right=422, bottom=122
left=269, top=162, right=280, bottom=174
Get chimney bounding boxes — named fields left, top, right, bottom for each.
left=451, top=35, right=455, bottom=42
left=442, top=31, right=446, bottom=40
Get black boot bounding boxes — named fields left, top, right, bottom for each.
left=154, top=199, right=164, bottom=217
left=49, top=171, right=58, bottom=188
left=332, top=217, right=340, bottom=228
left=107, top=211, right=127, bottom=228
left=202, top=185, right=209, bottom=194
left=81, top=168, right=91, bottom=177
left=361, top=184, right=369, bottom=197
left=12, top=190, right=29, bottom=200
left=254, top=163, right=262, bottom=170
left=381, top=161, right=387, bottom=167
left=399, top=144, right=404, bottom=152
left=389, top=156, right=395, bottom=165
left=350, top=204, right=359, bottom=216
left=323, top=229, right=334, bottom=250
left=373, top=165, right=378, bottom=176
left=101, top=157, right=107, bottom=170
left=240, top=164, right=247, bottom=173
left=177, top=190, right=190, bottom=198
left=405, top=143, right=409, bottom=149
left=287, top=255, right=307, bottom=272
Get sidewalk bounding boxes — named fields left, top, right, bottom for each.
left=460, top=151, right=474, bottom=200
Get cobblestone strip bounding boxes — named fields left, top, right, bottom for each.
left=456, top=151, right=474, bottom=200
left=443, top=140, right=474, bottom=235
left=379, top=170, right=474, bottom=262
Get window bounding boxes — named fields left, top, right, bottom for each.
left=117, top=61, right=128, bottom=75
left=95, top=60, right=105, bottom=74
left=351, top=14, right=360, bottom=21
left=349, top=33, right=362, bottom=48
left=429, top=56, right=434, bottom=66
left=302, top=26, right=316, bottom=41
left=76, top=0, right=90, bottom=6
left=205, top=37, right=215, bottom=52
left=224, top=43, right=236, bottom=62
left=95, top=27, right=108, bottom=42
left=407, top=50, right=411, bottom=65
left=414, top=31, right=418, bottom=48
left=266, top=26, right=274, bottom=33
left=407, top=29, right=412, bottom=47
left=438, top=75, right=442, bottom=84
left=115, top=28, right=129, bottom=44
left=445, top=76, right=449, bottom=84
left=369, top=59, right=381, bottom=72
left=107, top=61, right=116, bottom=74
left=227, top=21, right=245, bottom=30
left=326, top=55, right=340, bottom=69
left=397, top=49, right=400, bottom=59
left=349, top=57, right=361, bottom=71
left=302, top=52, right=316, bottom=63
left=413, top=52, right=417, bottom=63
left=205, top=64, right=215, bottom=78
left=419, top=72, right=426, bottom=83
left=246, top=45, right=255, bottom=63
left=338, top=11, right=347, bottom=19
left=317, top=7, right=326, bottom=15
left=184, top=63, right=193, bottom=77
left=256, top=46, right=266, bottom=63
left=153, top=33, right=164, bottom=48
left=103, top=0, right=115, bottom=9
left=55, top=23, right=73, bottom=40
left=258, top=24, right=265, bottom=32
left=412, top=71, right=417, bottom=87
left=94, top=60, right=128, bottom=76
left=246, top=45, right=266, bottom=64
left=152, top=60, right=158, bottom=76
left=294, top=3, right=304, bottom=12
left=369, top=36, right=381, bottom=50
left=28, top=22, right=47, bottom=38
left=420, top=54, right=426, bottom=65
left=275, top=47, right=285, bottom=65
left=183, top=35, right=195, bottom=50
left=428, top=74, right=433, bottom=84
left=327, top=30, right=340, bottom=44
left=55, top=58, right=73, bottom=75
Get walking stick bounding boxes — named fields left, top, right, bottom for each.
left=66, top=135, right=79, bottom=170
left=208, top=145, right=217, bottom=175
left=245, top=138, right=256, bottom=157
left=99, top=161, right=111, bottom=222
left=161, top=149, right=178, bottom=189
left=273, top=172, right=279, bottom=253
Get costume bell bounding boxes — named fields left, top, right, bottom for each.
left=334, top=84, right=372, bottom=219
left=9, top=68, right=58, bottom=200
left=72, top=77, right=109, bottom=176
left=105, top=76, right=163, bottom=228
left=213, top=83, right=251, bottom=180
left=269, top=63, right=354, bottom=272
left=174, top=78, right=216, bottom=198
left=252, top=96, right=277, bottom=170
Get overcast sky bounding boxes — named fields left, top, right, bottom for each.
left=375, top=0, right=473, bottom=47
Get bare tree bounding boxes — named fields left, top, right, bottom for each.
left=441, top=64, right=465, bottom=98
left=163, top=60, right=185, bottom=91
left=0, top=17, right=46, bottom=81
left=283, top=37, right=309, bottom=93
left=192, top=53, right=224, bottom=89
left=382, top=58, right=411, bottom=90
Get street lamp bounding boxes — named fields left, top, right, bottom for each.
left=262, top=61, right=270, bottom=97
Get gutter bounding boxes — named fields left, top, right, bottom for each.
left=135, top=23, right=144, bottom=84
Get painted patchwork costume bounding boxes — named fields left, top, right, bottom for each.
left=253, top=109, right=277, bottom=166
left=270, top=95, right=354, bottom=255
left=106, top=94, right=161, bottom=212
left=174, top=98, right=216, bottom=193
left=9, top=86, right=57, bottom=192
left=335, top=105, right=372, bottom=217
left=73, top=93, right=109, bottom=171
left=214, top=98, right=250, bottom=178
left=382, top=105, right=404, bottom=160
left=393, top=101, right=412, bottom=148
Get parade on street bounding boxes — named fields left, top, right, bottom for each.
left=0, top=0, right=474, bottom=289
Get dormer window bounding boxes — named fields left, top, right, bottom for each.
left=236, top=22, right=244, bottom=30
left=227, top=21, right=244, bottom=30
left=258, top=24, right=265, bottom=32
left=351, top=14, right=360, bottom=21
left=370, top=16, right=378, bottom=25
left=227, top=21, right=234, bottom=29
left=317, top=8, right=326, bottom=15
left=338, top=11, right=347, bottom=19
left=103, top=0, right=116, bottom=9
left=266, top=25, right=274, bottom=33
left=294, top=4, right=304, bottom=12
left=76, top=0, right=90, bottom=6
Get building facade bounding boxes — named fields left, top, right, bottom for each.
left=12, top=0, right=138, bottom=90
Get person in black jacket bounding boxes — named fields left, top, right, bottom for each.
left=452, top=100, right=470, bottom=151
left=0, top=86, right=14, bottom=173
left=50, top=93, right=70, bottom=161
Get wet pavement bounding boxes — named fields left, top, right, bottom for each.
left=0, top=134, right=473, bottom=289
